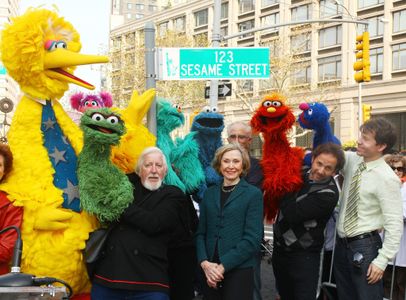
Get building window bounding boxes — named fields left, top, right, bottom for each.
left=357, top=16, right=383, bottom=37
left=262, top=0, right=278, bottom=7
left=112, top=37, right=121, bottom=48
left=221, top=2, right=228, bottom=19
left=195, top=9, right=208, bottom=27
left=238, top=20, right=255, bottom=38
left=393, top=10, right=406, bottom=33
left=127, top=3, right=132, bottom=9
left=318, top=55, right=341, bottom=81
left=135, top=14, right=144, bottom=19
left=292, top=66, right=311, bottom=84
left=319, top=0, right=341, bottom=18
left=174, top=16, right=185, bottom=32
left=358, top=0, right=383, bottom=9
left=158, top=21, right=169, bottom=37
left=239, top=0, right=255, bottom=14
left=319, top=26, right=342, bottom=48
left=220, top=26, right=228, bottom=37
left=126, top=13, right=132, bottom=19
left=149, top=5, right=157, bottom=11
left=135, top=3, right=144, bottom=10
left=291, top=33, right=311, bottom=52
left=370, top=47, right=383, bottom=74
left=291, top=4, right=311, bottom=22
left=261, top=12, right=279, bottom=33
left=392, top=43, right=406, bottom=71
left=242, top=80, right=254, bottom=91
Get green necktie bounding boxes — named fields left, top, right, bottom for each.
left=344, top=162, right=367, bottom=236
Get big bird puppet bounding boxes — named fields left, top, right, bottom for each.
left=0, top=8, right=155, bottom=297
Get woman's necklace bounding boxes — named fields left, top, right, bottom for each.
left=221, top=184, right=237, bottom=193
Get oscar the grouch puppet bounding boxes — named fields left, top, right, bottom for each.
left=78, top=108, right=134, bottom=223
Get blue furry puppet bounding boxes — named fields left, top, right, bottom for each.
left=190, top=106, right=224, bottom=201
left=298, top=102, right=341, bottom=166
left=156, top=99, right=205, bottom=194
left=78, top=108, right=134, bottom=223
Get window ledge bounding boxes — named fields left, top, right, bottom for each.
left=392, top=69, right=406, bottom=74
left=357, top=3, right=384, bottom=13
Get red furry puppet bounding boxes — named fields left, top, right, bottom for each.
left=250, top=93, right=304, bottom=221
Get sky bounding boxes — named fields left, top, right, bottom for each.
left=19, top=0, right=110, bottom=93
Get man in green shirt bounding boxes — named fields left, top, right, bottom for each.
left=334, top=118, right=403, bottom=300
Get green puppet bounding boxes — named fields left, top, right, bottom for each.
left=156, top=99, right=204, bottom=194
left=78, top=108, right=133, bottom=223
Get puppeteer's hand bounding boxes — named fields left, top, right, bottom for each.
left=34, top=205, right=73, bottom=230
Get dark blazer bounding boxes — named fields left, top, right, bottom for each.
left=93, top=173, right=183, bottom=293
left=195, top=178, right=263, bottom=272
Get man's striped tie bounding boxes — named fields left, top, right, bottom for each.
left=344, top=162, right=367, bottom=236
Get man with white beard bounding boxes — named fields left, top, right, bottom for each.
left=91, top=147, right=187, bottom=300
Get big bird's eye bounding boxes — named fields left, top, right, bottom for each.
left=262, top=101, right=272, bottom=107
left=45, top=40, right=67, bottom=51
left=272, top=101, right=282, bottom=107
left=211, top=106, right=218, bottom=113
left=107, top=116, right=119, bottom=124
left=55, top=41, right=67, bottom=49
left=202, top=106, right=211, bottom=113
left=91, top=113, right=105, bottom=122
left=308, top=109, right=313, bottom=116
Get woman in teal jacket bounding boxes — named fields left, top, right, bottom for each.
left=195, top=143, right=263, bottom=300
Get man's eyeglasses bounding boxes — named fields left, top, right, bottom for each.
left=391, top=166, right=405, bottom=172
left=228, top=135, right=250, bottom=141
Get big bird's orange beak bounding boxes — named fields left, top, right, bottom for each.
left=43, top=48, right=109, bottom=90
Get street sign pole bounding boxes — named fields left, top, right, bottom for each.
left=145, top=21, right=157, bottom=136
left=209, top=0, right=222, bottom=107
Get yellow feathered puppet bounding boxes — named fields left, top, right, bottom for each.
left=0, top=8, right=155, bottom=297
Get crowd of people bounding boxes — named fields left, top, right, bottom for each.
left=0, top=117, right=404, bottom=300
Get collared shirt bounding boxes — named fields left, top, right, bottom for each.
left=337, top=151, right=403, bottom=270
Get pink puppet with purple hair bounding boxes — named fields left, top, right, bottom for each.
left=70, top=91, right=113, bottom=113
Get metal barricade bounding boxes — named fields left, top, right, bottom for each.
left=0, top=286, right=67, bottom=300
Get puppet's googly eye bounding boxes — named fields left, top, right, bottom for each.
left=211, top=106, right=218, bottom=113
left=84, top=100, right=90, bottom=106
left=272, top=101, right=282, bottom=107
left=308, top=109, right=313, bottom=116
left=55, top=41, right=67, bottom=49
left=45, top=40, right=67, bottom=51
left=91, top=101, right=98, bottom=106
left=202, top=105, right=211, bottom=113
left=310, top=103, right=315, bottom=106
left=107, top=116, right=119, bottom=124
left=262, top=101, right=272, bottom=107
left=91, top=113, right=105, bottom=122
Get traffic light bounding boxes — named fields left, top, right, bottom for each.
left=354, top=31, right=370, bottom=83
left=362, top=104, right=372, bottom=122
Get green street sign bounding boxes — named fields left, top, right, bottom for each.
left=157, top=47, right=270, bottom=80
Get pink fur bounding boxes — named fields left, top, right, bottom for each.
left=70, top=92, right=84, bottom=110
